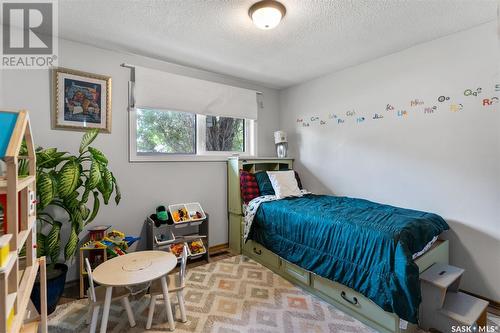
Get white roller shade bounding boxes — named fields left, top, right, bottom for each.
left=134, top=66, right=259, bottom=120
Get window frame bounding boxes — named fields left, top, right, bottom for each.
left=129, top=108, right=256, bottom=162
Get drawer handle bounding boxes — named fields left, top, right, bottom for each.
left=341, top=291, right=358, bottom=306
left=253, top=247, right=262, bottom=255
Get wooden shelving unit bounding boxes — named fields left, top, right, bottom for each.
left=0, top=110, right=47, bottom=333
left=79, top=246, right=107, bottom=298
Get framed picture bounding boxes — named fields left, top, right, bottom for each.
left=53, top=67, right=112, bottom=133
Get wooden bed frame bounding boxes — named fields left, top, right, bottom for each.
left=227, top=157, right=449, bottom=333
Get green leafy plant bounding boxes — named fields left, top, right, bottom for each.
left=25, top=129, right=120, bottom=266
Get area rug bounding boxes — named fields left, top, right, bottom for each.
left=48, top=255, right=375, bottom=332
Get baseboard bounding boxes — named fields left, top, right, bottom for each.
left=209, top=243, right=229, bottom=253
left=460, top=289, right=500, bottom=314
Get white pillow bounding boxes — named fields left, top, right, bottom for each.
left=267, top=170, right=302, bottom=199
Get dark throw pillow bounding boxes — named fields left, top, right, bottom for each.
left=240, top=170, right=260, bottom=204
left=255, top=171, right=275, bottom=196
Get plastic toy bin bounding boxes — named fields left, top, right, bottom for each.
left=169, top=202, right=206, bottom=226
left=187, top=238, right=206, bottom=259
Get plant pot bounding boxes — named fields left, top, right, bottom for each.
left=31, top=263, right=68, bottom=315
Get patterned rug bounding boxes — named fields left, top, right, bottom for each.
left=48, top=255, right=374, bottom=332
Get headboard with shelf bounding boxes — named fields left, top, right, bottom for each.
left=227, top=157, right=293, bottom=252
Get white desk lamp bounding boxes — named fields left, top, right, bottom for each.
left=274, top=130, right=288, bottom=158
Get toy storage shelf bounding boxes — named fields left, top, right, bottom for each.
left=0, top=109, right=47, bottom=333
left=79, top=247, right=107, bottom=299
left=5, top=293, right=16, bottom=317
left=0, top=176, right=35, bottom=194
left=145, top=213, right=210, bottom=263
left=0, top=252, right=17, bottom=274
left=17, top=216, right=35, bottom=252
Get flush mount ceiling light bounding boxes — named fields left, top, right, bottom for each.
left=249, top=0, right=286, bottom=30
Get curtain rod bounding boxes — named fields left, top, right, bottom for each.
left=120, top=63, right=135, bottom=69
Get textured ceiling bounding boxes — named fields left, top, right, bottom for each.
left=57, top=0, right=497, bottom=88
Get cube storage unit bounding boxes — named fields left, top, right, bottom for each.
left=0, top=110, right=47, bottom=333
left=419, top=263, right=489, bottom=332
left=145, top=212, right=209, bottom=263
left=78, top=244, right=108, bottom=299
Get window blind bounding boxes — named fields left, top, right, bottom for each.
left=134, top=66, right=259, bottom=120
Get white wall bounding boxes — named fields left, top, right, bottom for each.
left=279, top=22, right=500, bottom=301
left=0, top=39, right=281, bottom=280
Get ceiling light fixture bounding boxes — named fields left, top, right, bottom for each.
left=248, top=0, right=286, bottom=30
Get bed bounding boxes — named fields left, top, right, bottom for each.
left=227, top=157, right=450, bottom=333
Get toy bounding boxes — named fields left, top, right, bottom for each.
left=107, top=229, right=125, bottom=241
left=188, top=239, right=205, bottom=255
left=0, top=109, right=47, bottom=332
left=172, top=207, right=190, bottom=222
left=170, top=243, right=185, bottom=257
left=156, top=205, right=169, bottom=223
left=190, top=211, right=203, bottom=220
left=79, top=228, right=140, bottom=297
left=88, top=225, right=111, bottom=241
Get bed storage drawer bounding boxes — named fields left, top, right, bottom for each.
left=242, top=240, right=280, bottom=271
left=282, top=260, right=310, bottom=286
left=312, top=275, right=398, bottom=332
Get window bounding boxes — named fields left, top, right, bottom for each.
left=130, top=109, right=255, bottom=161
left=136, top=109, right=196, bottom=155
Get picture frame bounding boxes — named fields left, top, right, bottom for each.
left=53, top=67, right=112, bottom=133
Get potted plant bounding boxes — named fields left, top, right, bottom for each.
left=21, top=129, right=120, bottom=314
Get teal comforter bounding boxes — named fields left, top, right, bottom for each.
left=248, top=194, right=449, bottom=323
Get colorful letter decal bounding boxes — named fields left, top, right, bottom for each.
left=424, top=106, right=437, bottom=114
left=450, top=104, right=463, bottom=112
left=483, top=97, right=499, bottom=106
left=410, top=99, right=424, bottom=107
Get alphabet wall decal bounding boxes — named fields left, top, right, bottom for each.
left=424, top=106, right=437, bottom=114
left=450, top=104, right=463, bottom=112
left=296, top=83, right=499, bottom=129
left=482, top=97, right=499, bottom=106
left=410, top=99, right=424, bottom=107
left=397, top=110, right=408, bottom=117
left=464, top=88, right=482, bottom=97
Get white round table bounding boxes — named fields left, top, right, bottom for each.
left=93, top=251, right=177, bottom=332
